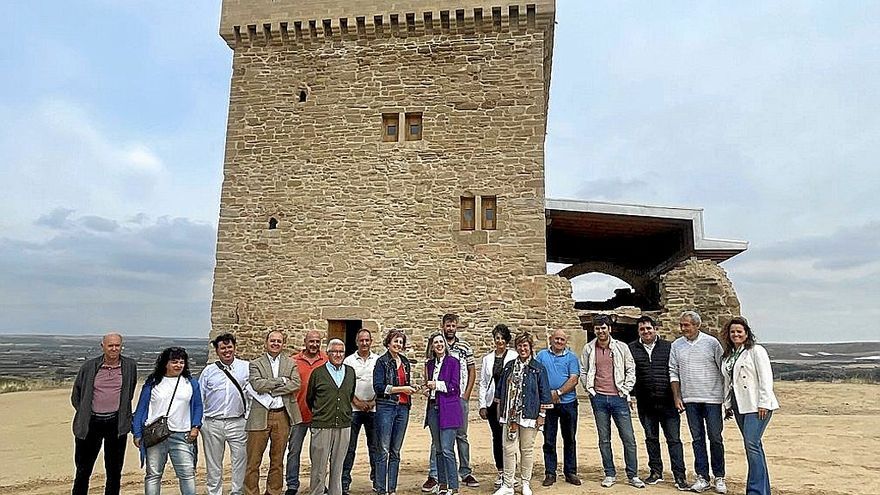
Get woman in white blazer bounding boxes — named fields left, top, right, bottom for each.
left=478, top=324, right=518, bottom=488
left=721, top=317, right=779, bottom=495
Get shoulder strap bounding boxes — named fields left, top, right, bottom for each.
left=164, top=376, right=181, bottom=416
left=216, top=361, right=247, bottom=408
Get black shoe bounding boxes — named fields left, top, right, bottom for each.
left=542, top=474, right=556, bottom=487
left=645, top=473, right=663, bottom=485
left=286, top=490, right=298, bottom=495
left=563, top=474, right=581, bottom=486
left=674, top=477, right=689, bottom=491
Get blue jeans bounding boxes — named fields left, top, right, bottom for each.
left=375, top=403, right=410, bottom=494
left=286, top=422, right=310, bottom=490
left=145, top=432, right=196, bottom=495
left=428, top=398, right=471, bottom=479
left=542, top=399, right=578, bottom=477
left=342, top=411, right=378, bottom=492
left=427, top=404, right=460, bottom=489
left=590, top=394, right=638, bottom=479
left=684, top=403, right=725, bottom=479
left=734, top=401, right=772, bottom=495
left=637, top=405, right=686, bottom=479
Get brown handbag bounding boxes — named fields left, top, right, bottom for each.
left=142, top=376, right=181, bottom=448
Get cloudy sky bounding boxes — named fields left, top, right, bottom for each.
left=1, top=1, right=877, bottom=342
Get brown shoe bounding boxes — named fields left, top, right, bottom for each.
left=462, top=475, right=480, bottom=488
left=422, top=477, right=438, bottom=493
left=564, top=474, right=581, bottom=486
left=542, top=474, right=556, bottom=487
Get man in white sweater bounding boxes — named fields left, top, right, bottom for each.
left=669, top=311, right=726, bottom=494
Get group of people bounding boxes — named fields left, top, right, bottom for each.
left=70, top=310, right=777, bottom=495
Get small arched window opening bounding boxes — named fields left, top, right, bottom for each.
left=298, top=89, right=308, bottom=102
left=268, top=217, right=278, bottom=230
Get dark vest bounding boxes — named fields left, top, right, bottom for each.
left=628, top=339, right=675, bottom=410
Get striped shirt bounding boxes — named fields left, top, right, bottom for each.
left=669, top=332, right=724, bottom=404
left=448, top=337, right=475, bottom=397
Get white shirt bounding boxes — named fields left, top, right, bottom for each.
left=199, top=358, right=250, bottom=419
left=267, top=353, right=284, bottom=409
left=146, top=376, right=193, bottom=433
left=343, top=351, right=379, bottom=412
left=641, top=338, right=656, bottom=360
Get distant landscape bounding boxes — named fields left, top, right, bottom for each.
left=0, top=335, right=878, bottom=393
left=0, top=335, right=208, bottom=393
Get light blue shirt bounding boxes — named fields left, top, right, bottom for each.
left=536, top=347, right=580, bottom=404
left=326, top=361, right=346, bottom=387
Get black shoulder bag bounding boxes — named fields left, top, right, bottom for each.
left=216, top=361, right=247, bottom=414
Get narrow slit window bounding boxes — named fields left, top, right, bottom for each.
left=461, top=197, right=476, bottom=231
left=382, top=113, right=399, bottom=142
left=268, top=217, right=279, bottom=230
left=481, top=196, right=497, bottom=230
left=405, top=112, right=422, bottom=141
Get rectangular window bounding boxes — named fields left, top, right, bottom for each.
left=481, top=196, right=497, bottom=230
left=460, top=196, right=475, bottom=230
left=382, top=113, right=399, bottom=142
left=405, top=112, right=422, bottom=141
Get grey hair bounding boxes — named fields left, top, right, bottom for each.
left=326, top=338, right=345, bottom=351
left=680, top=311, right=702, bottom=328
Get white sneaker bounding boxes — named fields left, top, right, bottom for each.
left=521, top=481, right=532, bottom=495
left=494, top=473, right=504, bottom=488
left=714, top=477, right=727, bottom=494
left=601, top=476, right=616, bottom=488
left=690, top=476, right=711, bottom=493
left=628, top=477, right=646, bottom=489
left=492, top=485, right=514, bottom=495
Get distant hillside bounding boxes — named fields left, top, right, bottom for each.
left=762, top=342, right=880, bottom=382
left=0, top=335, right=878, bottom=386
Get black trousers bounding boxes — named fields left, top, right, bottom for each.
left=72, top=415, right=127, bottom=495
left=486, top=402, right=504, bottom=471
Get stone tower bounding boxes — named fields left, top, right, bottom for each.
left=211, top=0, right=581, bottom=357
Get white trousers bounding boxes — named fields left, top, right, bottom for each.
left=501, top=424, right=537, bottom=488
left=202, top=416, right=248, bottom=495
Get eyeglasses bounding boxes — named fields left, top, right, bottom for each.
left=328, top=350, right=345, bottom=354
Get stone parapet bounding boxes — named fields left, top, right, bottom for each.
left=220, top=1, right=556, bottom=46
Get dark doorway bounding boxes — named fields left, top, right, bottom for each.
left=327, top=319, right=362, bottom=356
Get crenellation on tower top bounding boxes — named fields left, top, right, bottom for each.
left=220, top=1, right=555, bottom=47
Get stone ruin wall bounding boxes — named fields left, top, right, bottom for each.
left=210, top=2, right=583, bottom=365
left=658, top=257, right=742, bottom=340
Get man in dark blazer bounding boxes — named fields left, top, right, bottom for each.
left=71, top=332, right=138, bottom=495
left=245, top=330, right=302, bottom=495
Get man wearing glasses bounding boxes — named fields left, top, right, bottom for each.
left=306, top=339, right=357, bottom=495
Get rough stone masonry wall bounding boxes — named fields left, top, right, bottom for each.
left=210, top=27, right=581, bottom=361
left=658, top=258, right=742, bottom=339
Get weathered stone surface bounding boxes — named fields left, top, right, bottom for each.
left=658, top=258, right=742, bottom=339
left=210, top=0, right=581, bottom=361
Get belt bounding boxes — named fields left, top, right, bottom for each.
left=91, top=412, right=118, bottom=420
left=206, top=415, right=245, bottom=420
left=268, top=407, right=286, bottom=413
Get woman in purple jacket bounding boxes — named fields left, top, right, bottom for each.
left=424, top=332, right=463, bottom=495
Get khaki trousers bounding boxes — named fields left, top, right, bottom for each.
left=309, top=427, right=351, bottom=495
left=245, top=410, right=291, bottom=495
left=501, top=424, right=538, bottom=488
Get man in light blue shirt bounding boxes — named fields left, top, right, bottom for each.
left=535, top=329, right=581, bottom=486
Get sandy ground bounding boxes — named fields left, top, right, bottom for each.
left=1, top=381, right=878, bottom=495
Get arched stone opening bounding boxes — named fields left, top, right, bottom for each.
left=556, top=261, right=661, bottom=311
